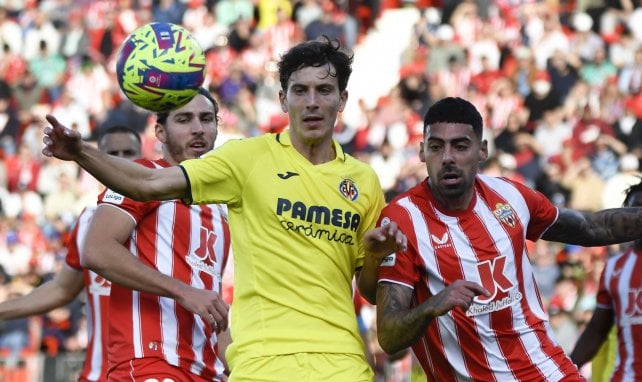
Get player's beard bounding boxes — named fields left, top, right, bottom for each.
left=165, top=133, right=214, bottom=163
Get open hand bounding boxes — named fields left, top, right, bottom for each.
left=428, top=280, right=490, bottom=316
left=364, top=221, right=407, bottom=262
left=176, top=286, right=229, bottom=333
left=42, top=114, right=83, bottom=160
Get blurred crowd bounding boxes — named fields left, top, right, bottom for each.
left=0, top=0, right=641, bottom=380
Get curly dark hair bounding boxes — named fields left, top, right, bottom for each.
left=277, top=36, right=353, bottom=93
left=423, top=97, right=484, bottom=138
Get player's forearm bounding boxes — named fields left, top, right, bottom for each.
left=83, top=244, right=189, bottom=301
left=377, top=308, right=433, bottom=354
left=569, top=310, right=613, bottom=367
left=356, top=256, right=380, bottom=305
left=75, top=142, right=165, bottom=201
left=569, top=331, right=606, bottom=368
left=376, top=289, right=436, bottom=354
left=0, top=277, right=79, bottom=320
left=545, top=207, right=642, bottom=246
left=217, top=328, right=232, bottom=374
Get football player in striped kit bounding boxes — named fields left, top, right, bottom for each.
left=372, top=97, right=642, bottom=382
left=571, top=179, right=642, bottom=381
left=80, top=88, right=231, bottom=381
left=0, top=125, right=142, bottom=381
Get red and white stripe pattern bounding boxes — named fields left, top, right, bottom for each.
left=66, top=206, right=110, bottom=382
left=598, top=249, right=642, bottom=381
left=99, top=159, right=230, bottom=381
left=379, top=175, right=584, bottom=381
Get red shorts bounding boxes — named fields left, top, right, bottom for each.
left=108, top=358, right=226, bottom=382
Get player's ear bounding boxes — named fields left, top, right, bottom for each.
left=480, top=139, right=489, bottom=161
left=155, top=123, right=167, bottom=144
left=419, top=142, right=426, bottom=163
left=279, top=90, right=288, bottom=113
left=338, top=90, right=348, bottom=112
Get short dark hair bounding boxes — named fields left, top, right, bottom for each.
left=623, top=177, right=642, bottom=207
left=97, top=125, right=141, bottom=148
left=155, top=87, right=220, bottom=126
left=277, top=36, right=353, bottom=93
left=423, top=97, right=484, bottom=138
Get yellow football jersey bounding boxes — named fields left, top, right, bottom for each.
left=181, top=131, right=385, bottom=368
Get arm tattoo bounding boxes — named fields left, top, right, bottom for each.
left=543, top=207, right=642, bottom=246
left=376, top=282, right=436, bottom=354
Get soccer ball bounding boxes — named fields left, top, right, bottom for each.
left=116, top=22, right=206, bottom=112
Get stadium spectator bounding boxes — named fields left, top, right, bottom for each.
left=28, top=39, right=65, bottom=104
left=547, top=49, right=580, bottom=105
left=0, top=7, right=23, bottom=59
left=523, top=70, right=561, bottom=130
left=579, top=46, right=617, bottom=90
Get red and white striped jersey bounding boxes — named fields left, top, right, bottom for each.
left=597, top=248, right=642, bottom=381
left=66, top=206, right=110, bottom=382
left=98, top=159, right=231, bottom=381
left=378, top=175, right=584, bottom=381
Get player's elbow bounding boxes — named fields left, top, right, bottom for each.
left=81, top=246, right=106, bottom=271
left=79, top=250, right=93, bottom=269
left=377, top=332, right=404, bottom=355
left=55, top=287, right=79, bottom=306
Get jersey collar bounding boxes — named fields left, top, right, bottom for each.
left=276, top=131, right=346, bottom=162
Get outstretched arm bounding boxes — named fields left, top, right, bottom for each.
left=358, top=222, right=407, bottom=304
left=543, top=207, right=642, bottom=246
left=376, top=280, right=489, bottom=354
left=0, top=267, right=84, bottom=320
left=569, top=307, right=614, bottom=368
left=42, top=115, right=187, bottom=201
left=83, top=205, right=229, bottom=331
